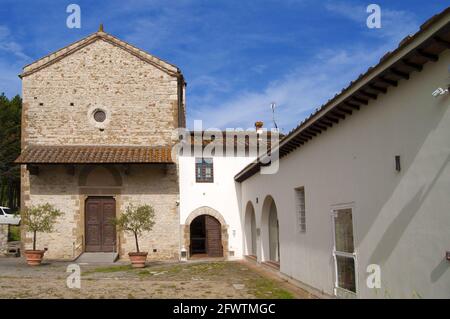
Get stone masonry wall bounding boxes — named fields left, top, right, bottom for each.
left=119, top=165, right=179, bottom=260
left=0, top=224, right=7, bottom=255
left=21, top=164, right=179, bottom=260
left=22, top=39, right=181, bottom=147
left=21, top=166, right=80, bottom=259
left=20, top=37, right=183, bottom=260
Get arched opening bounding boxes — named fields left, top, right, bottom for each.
left=261, top=196, right=280, bottom=265
left=78, top=165, right=123, bottom=187
left=244, top=202, right=257, bottom=257
left=190, top=215, right=223, bottom=257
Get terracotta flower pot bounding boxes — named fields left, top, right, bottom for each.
left=24, top=250, right=45, bottom=266
left=129, top=252, right=148, bottom=268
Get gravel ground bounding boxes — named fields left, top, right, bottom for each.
left=0, top=257, right=316, bottom=299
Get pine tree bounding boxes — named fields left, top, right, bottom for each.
left=0, top=93, right=22, bottom=210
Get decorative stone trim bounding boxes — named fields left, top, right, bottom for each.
left=87, top=105, right=111, bottom=130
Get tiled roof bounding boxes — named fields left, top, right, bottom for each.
left=235, top=6, right=450, bottom=183
left=15, top=145, right=174, bottom=164
left=188, top=131, right=281, bottom=148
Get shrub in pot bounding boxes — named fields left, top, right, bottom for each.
left=113, top=204, right=155, bottom=268
left=21, top=204, right=62, bottom=266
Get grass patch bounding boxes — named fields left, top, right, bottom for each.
left=83, top=265, right=133, bottom=275
left=250, top=278, right=294, bottom=299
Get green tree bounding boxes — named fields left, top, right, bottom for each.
left=113, top=204, right=156, bottom=253
left=21, top=204, right=63, bottom=251
left=0, top=93, right=22, bottom=210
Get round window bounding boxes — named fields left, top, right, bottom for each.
left=93, top=110, right=106, bottom=123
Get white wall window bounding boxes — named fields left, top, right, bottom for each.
left=295, top=187, right=306, bottom=233
left=195, top=158, right=214, bottom=183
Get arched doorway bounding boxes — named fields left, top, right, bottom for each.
left=268, top=202, right=280, bottom=262
left=244, top=202, right=257, bottom=256
left=190, top=215, right=223, bottom=257
left=183, top=207, right=228, bottom=258
left=79, top=165, right=122, bottom=254
left=261, top=196, right=280, bottom=264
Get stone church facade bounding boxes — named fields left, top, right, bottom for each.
left=16, top=28, right=186, bottom=260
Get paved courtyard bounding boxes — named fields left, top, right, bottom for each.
left=0, top=257, right=315, bottom=299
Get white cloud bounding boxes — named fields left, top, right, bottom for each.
left=188, top=3, right=421, bottom=132
left=0, top=25, right=29, bottom=60
left=190, top=45, right=386, bottom=132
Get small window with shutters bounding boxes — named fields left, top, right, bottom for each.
left=195, top=158, right=214, bottom=183
left=295, top=187, right=306, bottom=233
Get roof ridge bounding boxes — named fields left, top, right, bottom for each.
left=21, top=30, right=181, bottom=78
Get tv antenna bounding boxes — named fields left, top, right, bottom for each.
left=270, top=102, right=278, bottom=130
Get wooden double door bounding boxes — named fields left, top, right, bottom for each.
left=85, top=197, right=116, bottom=252
left=190, top=215, right=223, bottom=257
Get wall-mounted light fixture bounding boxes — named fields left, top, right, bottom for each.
left=395, top=155, right=401, bottom=172
left=446, top=251, right=450, bottom=261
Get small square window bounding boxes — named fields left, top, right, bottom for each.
left=195, top=158, right=214, bottom=183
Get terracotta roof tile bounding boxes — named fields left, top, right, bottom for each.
left=15, top=145, right=173, bottom=164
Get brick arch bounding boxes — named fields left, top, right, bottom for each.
left=182, top=206, right=229, bottom=259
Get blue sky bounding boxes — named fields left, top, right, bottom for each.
left=0, top=0, right=448, bottom=132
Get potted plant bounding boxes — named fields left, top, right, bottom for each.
left=21, top=204, right=62, bottom=266
left=113, top=204, right=155, bottom=268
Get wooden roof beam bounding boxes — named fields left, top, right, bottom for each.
left=369, top=84, right=387, bottom=94
left=344, top=101, right=360, bottom=110
left=318, top=118, right=334, bottom=127
left=330, top=110, right=346, bottom=119
left=325, top=115, right=340, bottom=123
left=313, top=123, right=328, bottom=131
left=301, top=131, right=316, bottom=138
left=391, top=68, right=410, bottom=80
left=307, top=127, right=322, bottom=135
left=287, top=141, right=302, bottom=148
left=379, top=76, right=398, bottom=87
left=352, top=97, right=369, bottom=105
left=293, top=136, right=308, bottom=145
left=337, top=106, right=353, bottom=115
left=360, top=90, right=377, bottom=100
left=294, top=136, right=309, bottom=143
left=434, top=36, right=450, bottom=49
left=417, top=49, right=439, bottom=62
left=401, top=59, right=423, bottom=71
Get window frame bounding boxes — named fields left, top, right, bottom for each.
left=195, top=157, right=214, bottom=183
left=331, top=203, right=358, bottom=298
left=295, top=187, right=306, bottom=233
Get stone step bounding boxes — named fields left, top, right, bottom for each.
left=76, top=252, right=118, bottom=264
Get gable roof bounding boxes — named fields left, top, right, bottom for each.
left=235, top=6, right=450, bottom=183
left=20, top=28, right=183, bottom=79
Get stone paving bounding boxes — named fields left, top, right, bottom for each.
left=0, top=257, right=316, bottom=299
